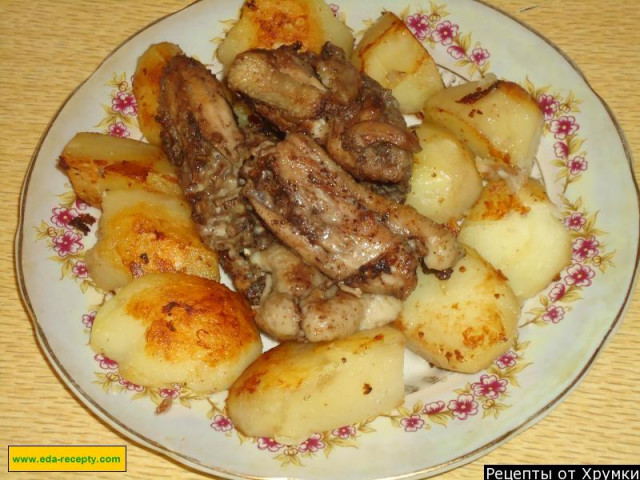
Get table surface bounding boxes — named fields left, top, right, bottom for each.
left=2, top=1, right=639, bottom=478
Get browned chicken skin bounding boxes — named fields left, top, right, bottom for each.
left=242, top=133, right=462, bottom=299
left=325, top=75, right=420, bottom=188
left=227, top=42, right=419, bottom=197
left=157, top=54, right=273, bottom=303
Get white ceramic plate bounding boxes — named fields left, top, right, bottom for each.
left=16, top=0, right=639, bottom=478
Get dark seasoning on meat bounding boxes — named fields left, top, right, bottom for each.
left=157, top=42, right=463, bottom=343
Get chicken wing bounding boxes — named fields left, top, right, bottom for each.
left=242, top=133, right=462, bottom=299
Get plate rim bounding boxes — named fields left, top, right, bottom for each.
left=14, top=0, right=640, bottom=478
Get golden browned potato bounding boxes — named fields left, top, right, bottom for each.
left=406, top=122, right=483, bottom=224
left=84, top=189, right=219, bottom=292
left=423, top=74, right=544, bottom=188
left=90, top=273, right=262, bottom=394
left=396, top=246, right=520, bottom=373
left=458, top=178, right=572, bottom=300
left=132, top=42, right=183, bottom=145
left=227, top=326, right=405, bottom=444
left=352, top=12, right=444, bottom=113
left=216, top=0, right=354, bottom=68
left=58, top=132, right=182, bottom=207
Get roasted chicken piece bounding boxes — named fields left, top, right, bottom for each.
left=242, top=133, right=462, bottom=299
left=157, top=54, right=273, bottom=303
left=325, top=75, right=420, bottom=188
left=156, top=54, right=404, bottom=342
left=227, top=42, right=418, bottom=195
left=250, top=244, right=402, bottom=342
left=226, top=43, right=359, bottom=143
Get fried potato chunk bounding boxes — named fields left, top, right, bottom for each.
left=90, top=273, right=262, bottom=394
left=396, top=246, right=520, bottom=373
left=227, top=326, right=405, bottom=444
left=423, top=75, right=544, bottom=189
left=352, top=12, right=444, bottom=113
left=406, top=122, right=483, bottom=224
left=58, top=132, right=182, bottom=207
left=84, top=189, right=219, bottom=292
left=216, top=0, right=354, bottom=68
left=459, top=178, right=572, bottom=300
left=132, top=42, right=183, bottom=145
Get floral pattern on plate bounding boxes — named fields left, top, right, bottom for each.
left=403, top=3, right=491, bottom=78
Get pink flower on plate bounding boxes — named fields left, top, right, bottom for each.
left=538, top=94, right=558, bottom=120
left=50, top=206, right=79, bottom=228
left=328, top=3, right=339, bottom=17
left=118, top=377, right=144, bottom=392
left=542, top=305, right=565, bottom=324
left=75, top=199, right=88, bottom=211
left=447, top=45, right=466, bottom=59
left=564, top=212, right=586, bottom=231
left=401, top=414, right=425, bottom=432
left=52, top=230, right=83, bottom=257
left=432, top=20, right=459, bottom=45
left=572, top=236, right=600, bottom=262
left=471, top=375, right=508, bottom=400
left=550, top=115, right=579, bottom=140
left=405, top=13, right=431, bottom=41
left=448, top=394, right=478, bottom=420
left=112, top=91, right=137, bottom=116
left=257, top=437, right=282, bottom=452
left=423, top=400, right=446, bottom=415
left=554, top=141, right=569, bottom=159
left=109, top=121, right=130, bottom=138
left=495, top=350, right=518, bottom=369
left=568, top=156, right=588, bottom=175
left=564, top=263, right=596, bottom=287
left=469, top=47, right=490, bottom=66
left=548, top=283, right=567, bottom=302
left=82, top=311, right=96, bottom=329
left=94, top=354, right=118, bottom=370
left=298, top=433, right=325, bottom=453
left=332, top=425, right=356, bottom=439
left=211, top=414, right=234, bottom=432
left=159, top=386, right=181, bottom=399
left=72, top=260, right=89, bottom=278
